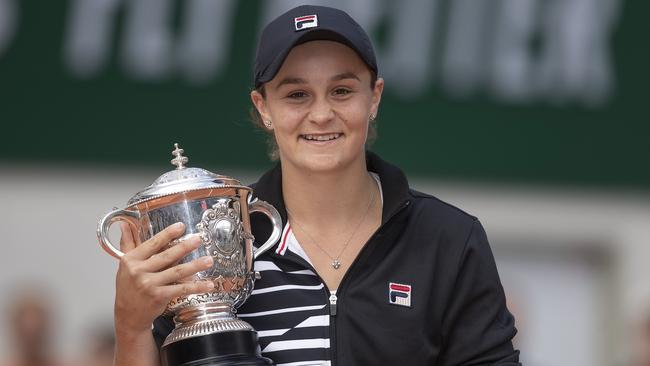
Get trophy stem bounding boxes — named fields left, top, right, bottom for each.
left=164, top=304, right=255, bottom=348
left=161, top=330, right=274, bottom=366
left=162, top=304, right=274, bottom=365
left=173, top=304, right=235, bottom=326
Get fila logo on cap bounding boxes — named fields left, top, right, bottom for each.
left=294, top=14, right=318, bottom=31
left=389, top=282, right=412, bottom=307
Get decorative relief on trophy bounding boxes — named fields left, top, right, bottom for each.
left=197, top=199, right=248, bottom=270
left=97, top=143, right=281, bottom=366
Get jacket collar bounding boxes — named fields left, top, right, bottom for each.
left=365, top=151, right=411, bottom=223
left=250, top=151, right=411, bottom=226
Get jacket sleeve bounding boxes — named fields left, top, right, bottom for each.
left=152, top=314, right=175, bottom=349
left=437, top=219, right=521, bottom=366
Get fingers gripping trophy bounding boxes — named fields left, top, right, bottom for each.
left=97, top=144, right=282, bottom=366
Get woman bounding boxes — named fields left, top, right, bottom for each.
left=113, top=5, right=520, bottom=366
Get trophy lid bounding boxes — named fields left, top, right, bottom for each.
left=126, top=143, right=246, bottom=207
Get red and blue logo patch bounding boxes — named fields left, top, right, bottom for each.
left=389, top=282, right=412, bottom=307
left=294, top=14, right=318, bottom=31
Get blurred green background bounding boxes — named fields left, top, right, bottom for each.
left=0, top=0, right=648, bottom=188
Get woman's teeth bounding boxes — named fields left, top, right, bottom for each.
left=302, top=133, right=341, bottom=141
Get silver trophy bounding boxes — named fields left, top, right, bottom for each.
left=97, top=144, right=281, bottom=366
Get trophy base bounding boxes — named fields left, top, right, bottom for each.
left=160, top=330, right=273, bottom=366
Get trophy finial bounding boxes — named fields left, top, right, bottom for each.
left=171, top=143, right=189, bottom=169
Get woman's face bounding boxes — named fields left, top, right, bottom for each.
left=251, top=40, right=383, bottom=173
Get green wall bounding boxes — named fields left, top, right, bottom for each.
left=1, top=0, right=648, bottom=189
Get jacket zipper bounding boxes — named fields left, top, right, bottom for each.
left=328, top=200, right=410, bottom=366
left=272, top=200, right=411, bottom=366
left=329, top=291, right=338, bottom=316
left=328, top=289, right=337, bottom=364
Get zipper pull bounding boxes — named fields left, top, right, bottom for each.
left=329, top=293, right=338, bottom=316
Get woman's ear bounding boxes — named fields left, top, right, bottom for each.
left=250, top=90, right=271, bottom=123
left=370, top=77, right=384, bottom=118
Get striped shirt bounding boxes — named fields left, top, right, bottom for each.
left=238, top=223, right=333, bottom=365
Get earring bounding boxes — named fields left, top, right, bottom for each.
left=369, top=113, right=376, bottom=121
left=264, top=120, right=272, bottom=128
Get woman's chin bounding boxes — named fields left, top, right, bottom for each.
left=297, top=153, right=365, bottom=175
left=279, top=143, right=365, bottom=174
left=301, top=158, right=343, bottom=173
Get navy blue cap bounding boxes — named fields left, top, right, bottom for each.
left=254, top=5, right=378, bottom=88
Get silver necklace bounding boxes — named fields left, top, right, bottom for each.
left=287, top=178, right=377, bottom=270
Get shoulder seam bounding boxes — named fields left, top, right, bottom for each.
left=408, top=189, right=477, bottom=220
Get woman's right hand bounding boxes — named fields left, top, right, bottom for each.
left=114, top=222, right=215, bottom=336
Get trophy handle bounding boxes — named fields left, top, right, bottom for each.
left=248, top=198, right=282, bottom=260
left=97, top=208, right=141, bottom=259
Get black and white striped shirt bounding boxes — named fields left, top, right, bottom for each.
left=238, top=223, right=333, bottom=365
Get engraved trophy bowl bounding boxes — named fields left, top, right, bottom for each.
left=97, top=143, right=281, bottom=366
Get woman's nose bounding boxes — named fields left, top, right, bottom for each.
left=308, top=97, right=335, bottom=124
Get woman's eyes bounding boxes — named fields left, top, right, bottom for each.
left=285, top=87, right=353, bottom=100
left=287, top=91, right=308, bottom=99
left=332, top=88, right=352, bottom=96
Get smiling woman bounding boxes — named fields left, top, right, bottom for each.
left=111, top=4, right=521, bottom=366
left=250, top=40, right=383, bottom=175
left=249, top=55, right=380, bottom=162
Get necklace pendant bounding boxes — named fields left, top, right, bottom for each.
left=331, top=259, right=342, bottom=269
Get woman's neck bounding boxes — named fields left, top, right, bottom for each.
left=281, top=157, right=376, bottom=227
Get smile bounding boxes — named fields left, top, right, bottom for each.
left=300, top=133, right=342, bottom=142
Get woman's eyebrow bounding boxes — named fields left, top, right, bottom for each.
left=275, top=77, right=307, bottom=90
left=274, top=72, right=360, bottom=90
left=330, top=72, right=360, bottom=82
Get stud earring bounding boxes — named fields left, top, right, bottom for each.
left=369, top=113, right=376, bottom=122
left=264, top=120, right=272, bottom=128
